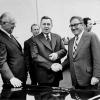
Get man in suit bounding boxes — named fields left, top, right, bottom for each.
left=30, top=16, right=67, bottom=87
left=83, top=17, right=93, bottom=32
left=62, top=16, right=100, bottom=89
left=24, top=24, right=40, bottom=85
left=0, top=12, right=27, bottom=88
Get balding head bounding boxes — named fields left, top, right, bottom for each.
left=0, top=12, right=16, bottom=34
left=0, top=12, right=15, bottom=24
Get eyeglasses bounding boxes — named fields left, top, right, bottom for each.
left=69, top=23, right=82, bottom=28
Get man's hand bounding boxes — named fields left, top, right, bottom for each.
left=51, top=63, right=62, bottom=72
left=49, top=53, right=58, bottom=61
left=10, top=77, right=22, bottom=88
left=91, top=77, right=99, bottom=85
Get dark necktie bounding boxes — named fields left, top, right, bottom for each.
left=10, top=34, right=19, bottom=46
left=46, top=34, right=52, bottom=48
left=73, top=36, right=78, bottom=58
left=46, top=34, right=50, bottom=41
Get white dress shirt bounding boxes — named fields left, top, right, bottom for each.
left=43, top=33, right=51, bottom=40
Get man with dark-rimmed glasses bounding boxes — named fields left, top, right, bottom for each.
left=62, top=16, right=100, bottom=90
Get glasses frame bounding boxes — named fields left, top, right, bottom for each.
left=69, top=23, right=82, bottom=28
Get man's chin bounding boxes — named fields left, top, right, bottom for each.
left=44, top=31, right=49, bottom=34
left=72, top=32, right=79, bottom=35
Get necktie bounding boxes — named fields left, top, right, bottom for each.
left=46, top=34, right=50, bottom=41
left=46, top=34, right=52, bottom=48
left=73, top=36, right=78, bottom=58
left=10, top=34, right=19, bottom=46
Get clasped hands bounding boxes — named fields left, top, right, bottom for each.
left=49, top=53, right=62, bottom=72
left=51, top=63, right=62, bottom=72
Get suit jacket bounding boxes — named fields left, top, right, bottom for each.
left=30, top=32, right=67, bottom=83
left=63, top=31, right=100, bottom=86
left=0, top=30, right=27, bottom=85
left=24, top=36, right=37, bottom=84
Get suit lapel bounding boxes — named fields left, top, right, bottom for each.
left=38, top=33, right=52, bottom=51
left=8, top=35, right=22, bottom=51
left=51, top=33, right=56, bottom=51
left=0, top=30, right=22, bottom=51
left=74, top=32, right=86, bottom=58
left=30, top=36, right=34, bottom=43
left=69, top=38, right=74, bottom=59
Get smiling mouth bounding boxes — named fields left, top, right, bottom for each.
left=72, top=29, right=78, bottom=31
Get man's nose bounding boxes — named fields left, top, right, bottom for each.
left=45, top=24, right=48, bottom=27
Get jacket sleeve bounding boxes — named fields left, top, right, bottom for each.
left=30, top=41, right=52, bottom=70
left=56, top=36, right=67, bottom=59
left=91, top=33, right=100, bottom=78
left=0, top=42, right=14, bottom=80
left=61, top=51, right=70, bottom=71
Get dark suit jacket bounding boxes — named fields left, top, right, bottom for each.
left=30, top=32, right=67, bottom=83
left=0, top=30, right=27, bottom=85
left=24, top=36, right=37, bottom=84
left=62, top=31, right=100, bottom=86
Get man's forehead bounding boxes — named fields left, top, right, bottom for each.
left=41, top=19, right=51, bottom=23
left=71, top=18, right=80, bottom=23
left=32, top=25, right=39, bottom=29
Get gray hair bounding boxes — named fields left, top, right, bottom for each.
left=70, top=16, right=83, bottom=23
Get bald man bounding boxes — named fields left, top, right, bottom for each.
left=0, top=12, right=27, bottom=88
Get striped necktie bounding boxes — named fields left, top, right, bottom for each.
left=73, top=36, right=78, bottom=58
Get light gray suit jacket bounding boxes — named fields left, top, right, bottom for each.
left=63, top=31, right=100, bottom=86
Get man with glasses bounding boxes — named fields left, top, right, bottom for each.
left=62, top=16, right=100, bottom=89
left=0, top=12, right=27, bottom=88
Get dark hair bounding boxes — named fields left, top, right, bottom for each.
left=40, top=16, right=52, bottom=23
left=31, top=24, right=39, bottom=31
left=70, top=16, right=83, bottom=23
left=83, top=17, right=91, bottom=27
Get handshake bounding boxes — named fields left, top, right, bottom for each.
left=51, top=63, right=62, bottom=72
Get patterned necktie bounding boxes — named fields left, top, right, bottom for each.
left=73, top=36, right=78, bottom=58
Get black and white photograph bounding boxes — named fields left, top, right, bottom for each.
left=0, top=0, right=100, bottom=99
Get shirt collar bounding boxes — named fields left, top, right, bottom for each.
left=43, top=33, right=51, bottom=40
left=75, top=30, right=84, bottom=40
left=78, top=30, right=84, bottom=39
